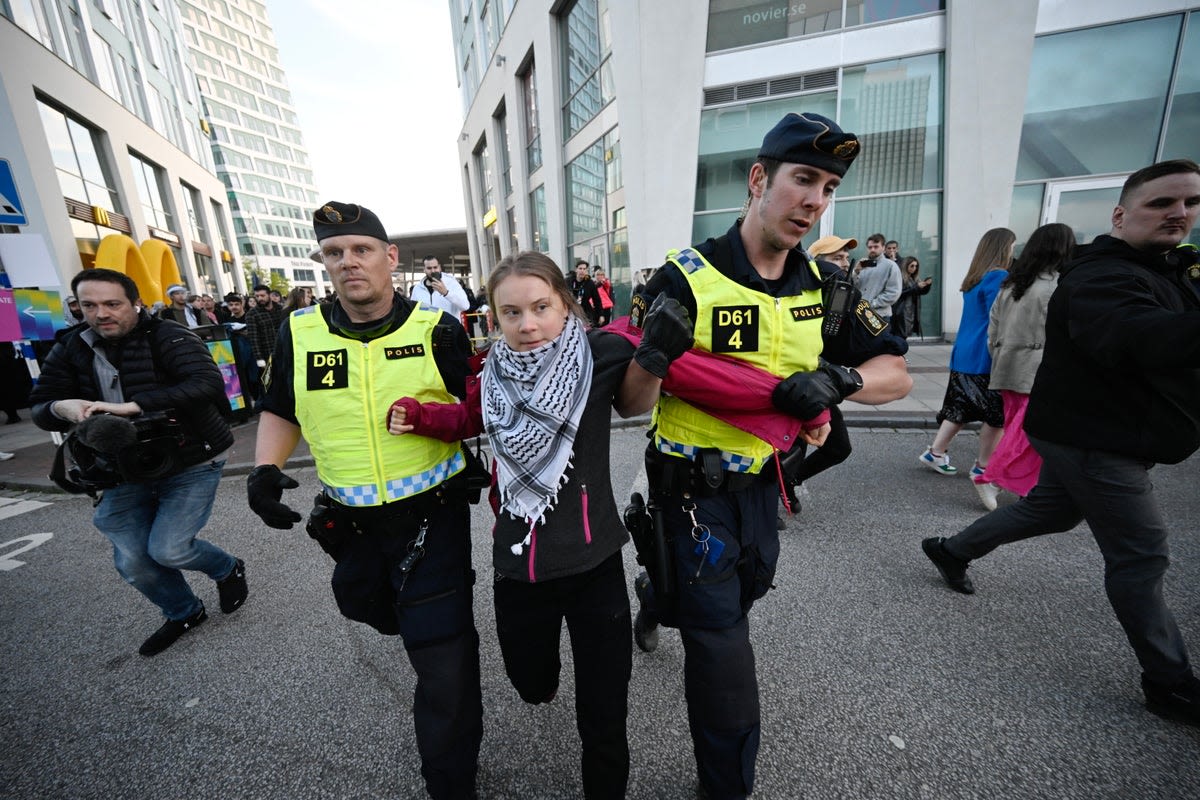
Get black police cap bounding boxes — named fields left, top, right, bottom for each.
left=757, top=112, right=860, bottom=177
left=312, top=201, right=389, bottom=243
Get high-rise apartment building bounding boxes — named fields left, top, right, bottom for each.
left=450, top=0, right=1200, bottom=336
left=178, top=0, right=327, bottom=296
left=1, top=0, right=239, bottom=296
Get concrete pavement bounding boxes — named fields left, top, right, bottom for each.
left=0, top=342, right=953, bottom=494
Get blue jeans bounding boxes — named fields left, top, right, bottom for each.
left=93, top=458, right=235, bottom=621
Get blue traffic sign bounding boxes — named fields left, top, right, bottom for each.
left=0, top=159, right=28, bottom=226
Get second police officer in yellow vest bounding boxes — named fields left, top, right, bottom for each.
left=246, top=202, right=482, bottom=800
left=621, top=112, right=912, bottom=800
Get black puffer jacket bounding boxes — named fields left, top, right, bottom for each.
left=1025, top=235, right=1200, bottom=464
left=31, top=313, right=233, bottom=460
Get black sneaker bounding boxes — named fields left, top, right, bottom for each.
left=1142, top=673, right=1200, bottom=728
left=217, top=558, right=247, bottom=613
left=633, top=571, right=659, bottom=653
left=139, top=606, right=207, bottom=656
left=921, top=537, right=975, bottom=594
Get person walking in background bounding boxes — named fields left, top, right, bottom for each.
left=983, top=223, right=1073, bottom=497
left=892, top=256, right=933, bottom=338
left=592, top=266, right=615, bottom=327
left=411, top=255, right=471, bottom=321
left=853, top=233, right=902, bottom=323
left=917, top=227, right=1015, bottom=512
left=807, top=234, right=857, bottom=272
left=568, top=259, right=603, bottom=327
left=922, top=159, right=1200, bottom=729
left=281, top=286, right=312, bottom=314
left=245, top=284, right=286, bottom=370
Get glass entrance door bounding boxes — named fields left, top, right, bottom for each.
left=1042, top=176, right=1126, bottom=244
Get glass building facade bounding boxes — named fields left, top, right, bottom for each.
left=450, top=1, right=1200, bottom=337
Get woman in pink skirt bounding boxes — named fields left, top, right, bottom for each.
left=983, top=222, right=1075, bottom=496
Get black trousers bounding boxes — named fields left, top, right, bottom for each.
left=331, top=498, right=482, bottom=800
left=493, top=551, right=632, bottom=800
left=945, top=435, right=1192, bottom=685
left=641, top=480, right=778, bottom=800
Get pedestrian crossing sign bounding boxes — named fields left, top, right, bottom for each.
left=0, top=160, right=28, bottom=226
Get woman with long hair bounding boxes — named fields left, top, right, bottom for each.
left=281, top=286, right=312, bottom=314
left=892, top=256, right=933, bottom=338
left=387, top=251, right=690, bottom=798
left=982, top=223, right=1074, bottom=497
left=918, top=227, right=1015, bottom=511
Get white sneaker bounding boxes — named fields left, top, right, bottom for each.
left=0, top=451, right=13, bottom=461
left=974, top=479, right=999, bottom=511
left=918, top=447, right=957, bottom=475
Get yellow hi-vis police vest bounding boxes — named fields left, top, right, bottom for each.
left=654, top=246, right=824, bottom=474
left=289, top=305, right=464, bottom=506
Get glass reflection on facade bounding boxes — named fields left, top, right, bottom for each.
left=561, top=0, right=612, bottom=138
left=1162, top=12, right=1200, bottom=162
left=1016, top=15, right=1180, bottom=181
left=837, top=53, right=943, bottom=197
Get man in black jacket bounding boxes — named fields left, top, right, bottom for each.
left=923, top=159, right=1200, bottom=728
left=31, top=268, right=247, bottom=657
left=567, top=259, right=602, bottom=326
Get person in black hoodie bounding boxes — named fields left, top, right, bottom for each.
left=922, top=159, right=1200, bottom=729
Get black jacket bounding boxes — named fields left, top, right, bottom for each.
left=30, top=313, right=233, bottom=458
left=1025, top=235, right=1200, bottom=464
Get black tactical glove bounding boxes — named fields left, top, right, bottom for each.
left=635, top=294, right=694, bottom=379
left=771, top=359, right=864, bottom=419
left=247, top=464, right=303, bottom=529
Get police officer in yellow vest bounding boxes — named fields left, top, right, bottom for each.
left=246, top=202, right=482, bottom=800
left=623, top=114, right=912, bottom=799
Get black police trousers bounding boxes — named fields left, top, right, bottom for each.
left=641, top=479, right=779, bottom=800
left=330, top=496, right=482, bottom=800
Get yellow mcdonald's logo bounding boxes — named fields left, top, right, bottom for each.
left=93, top=234, right=184, bottom=304
left=92, top=206, right=110, bottom=227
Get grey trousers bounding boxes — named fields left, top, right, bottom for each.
left=944, top=435, right=1192, bottom=685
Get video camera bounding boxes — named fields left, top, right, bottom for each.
left=51, top=410, right=201, bottom=494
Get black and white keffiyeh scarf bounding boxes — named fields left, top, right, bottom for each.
left=482, top=315, right=593, bottom=529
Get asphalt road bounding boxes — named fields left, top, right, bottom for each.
left=1, top=427, right=1197, bottom=799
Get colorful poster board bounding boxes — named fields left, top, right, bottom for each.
left=0, top=288, right=67, bottom=340
left=207, top=338, right=246, bottom=411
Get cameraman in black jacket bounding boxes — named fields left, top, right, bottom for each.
left=31, top=268, right=247, bottom=657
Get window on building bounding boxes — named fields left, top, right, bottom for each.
left=837, top=52, right=943, bottom=197
left=37, top=99, right=122, bottom=211
left=495, top=103, right=513, bottom=196
left=566, top=126, right=626, bottom=282
left=521, top=60, right=542, bottom=172
left=475, top=138, right=495, bottom=221
left=1016, top=15, right=1180, bottom=181
left=128, top=151, right=175, bottom=231
left=530, top=184, right=549, bottom=253
left=180, top=182, right=209, bottom=243
left=1161, top=11, right=1200, bottom=163
left=560, top=0, right=613, bottom=138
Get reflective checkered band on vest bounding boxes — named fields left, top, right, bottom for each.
left=674, top=248, right=708, bottom=275
left=326, top=450, right=465, bottom=506
left=656, top=437, right=761, bottom=473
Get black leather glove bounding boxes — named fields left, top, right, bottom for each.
left=635, top=294, right=693, bottom=379
left=247, top=464, right=303, bottom=529
left=771, top=359, right=864, bottom=419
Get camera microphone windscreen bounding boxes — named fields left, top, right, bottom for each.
left=77, top=414, right=139, bottom=454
